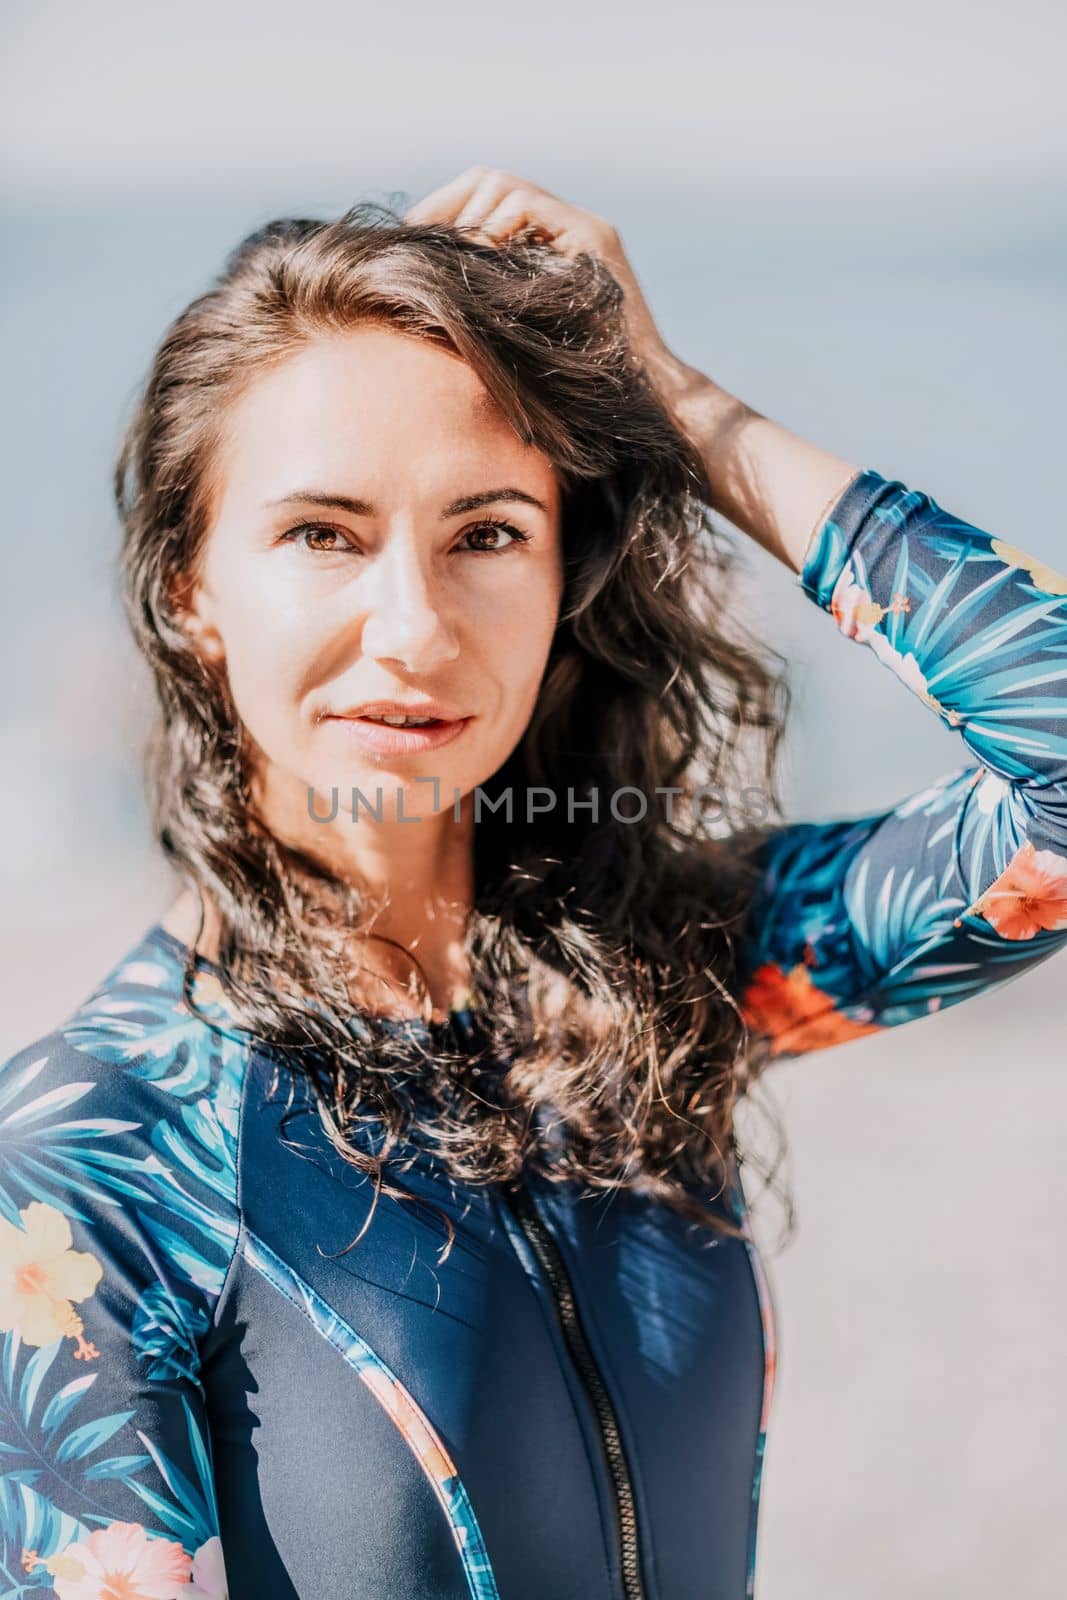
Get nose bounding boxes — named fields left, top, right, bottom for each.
left=358, top=532, right=461, bottom=673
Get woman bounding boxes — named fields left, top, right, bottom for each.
left=1, top=168, right=1064, bottom=1600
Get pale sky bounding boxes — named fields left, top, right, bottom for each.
left=3, top=0, right=1065, bottom=200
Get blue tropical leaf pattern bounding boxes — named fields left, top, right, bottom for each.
left=737, top=470, right=1067, bottom=1058
left=0, top=946, right=241, bottom=1597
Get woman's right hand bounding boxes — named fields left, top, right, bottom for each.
left=403, top=165, right=700, bottom=413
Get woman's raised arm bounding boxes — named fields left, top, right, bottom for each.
left=731, top=470, right=1067, bottom=1059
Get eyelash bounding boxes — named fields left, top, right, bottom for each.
left=278, top=517, right=531, bottom=555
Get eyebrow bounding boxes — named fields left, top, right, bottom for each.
left=264, top=486, right=551, bottom=517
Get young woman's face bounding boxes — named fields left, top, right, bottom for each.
left=179, top=325, right=565, bottom=841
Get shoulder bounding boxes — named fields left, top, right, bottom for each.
left=58, top=920, right=250, bottom=1134
left=0, top=922, right=251, bottom=1304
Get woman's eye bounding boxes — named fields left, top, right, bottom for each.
left=282, top=523, right=355, bottom=553
left=460, top=518, right=530, bottom=554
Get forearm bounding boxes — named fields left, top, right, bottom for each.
left=735, top=472, right=1067, bottom=1058
left=643, top=348, right=860, bottom=574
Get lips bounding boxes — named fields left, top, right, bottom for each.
left=330, top=700, right=463, bottom=722
left=321, top=710, right=473, bottom=757
left=357, top=713, right=444, bottom=727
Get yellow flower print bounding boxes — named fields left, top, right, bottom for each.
left=829, top=566, right=911, bottom=643
left=181, top=968, right=249, bottom=1031
left=0, top=1201, right=103, bottom=1359
left=990, top=539, right=1067, bottom=595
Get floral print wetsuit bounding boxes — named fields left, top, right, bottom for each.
left=1, top=470, right=1064, bottom=1600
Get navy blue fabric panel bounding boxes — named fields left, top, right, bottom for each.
left=236, top=1059, right=618, bottom=1600
left=530, top=1179, right=766, bottom=1600
left=205, top=1256, right=469, bottom=1599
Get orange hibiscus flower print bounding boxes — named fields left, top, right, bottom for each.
left=40, top=1521, right=192, bottom=1600
left=0, top=1201, right=102, bottom=1359
left=957, top=839, right=1067, bottom=939
left=740, top=961, right=884, bottom=1056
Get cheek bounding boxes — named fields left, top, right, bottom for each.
left=482, top=591, right=560, bottom=706
left=213, top=583, right=319, bottom=739
left=482, top=559, right=563, bottom=653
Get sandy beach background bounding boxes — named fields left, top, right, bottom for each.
left=3, top=3, right=1065, bottom=1593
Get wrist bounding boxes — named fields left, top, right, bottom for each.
left=641, top=360, right=749, bottom=445
left=645, top=367, right=759, bottom=501
left=639, top=346, right=715, bottom=413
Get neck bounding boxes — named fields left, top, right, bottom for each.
left=166, top=759, right=478, bottom=1020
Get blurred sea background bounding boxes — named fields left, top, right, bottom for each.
left=2, top=2, right=1065, bottom=1594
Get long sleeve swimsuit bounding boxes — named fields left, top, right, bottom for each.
left=1, top=470, right=1066, bottom=1600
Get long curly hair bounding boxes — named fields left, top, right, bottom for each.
left=114, top=200, right=794, bottom=1255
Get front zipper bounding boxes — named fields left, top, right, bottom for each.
left=502, top=1182, right=648, bottom=1600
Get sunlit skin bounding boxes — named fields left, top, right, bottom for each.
left=167, top=326, right=565, bottom=1016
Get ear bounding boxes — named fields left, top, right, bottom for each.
left=169, top=568, right=225, bottom=664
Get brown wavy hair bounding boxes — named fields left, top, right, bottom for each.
left=114, top=200, right=794, bottom=1256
